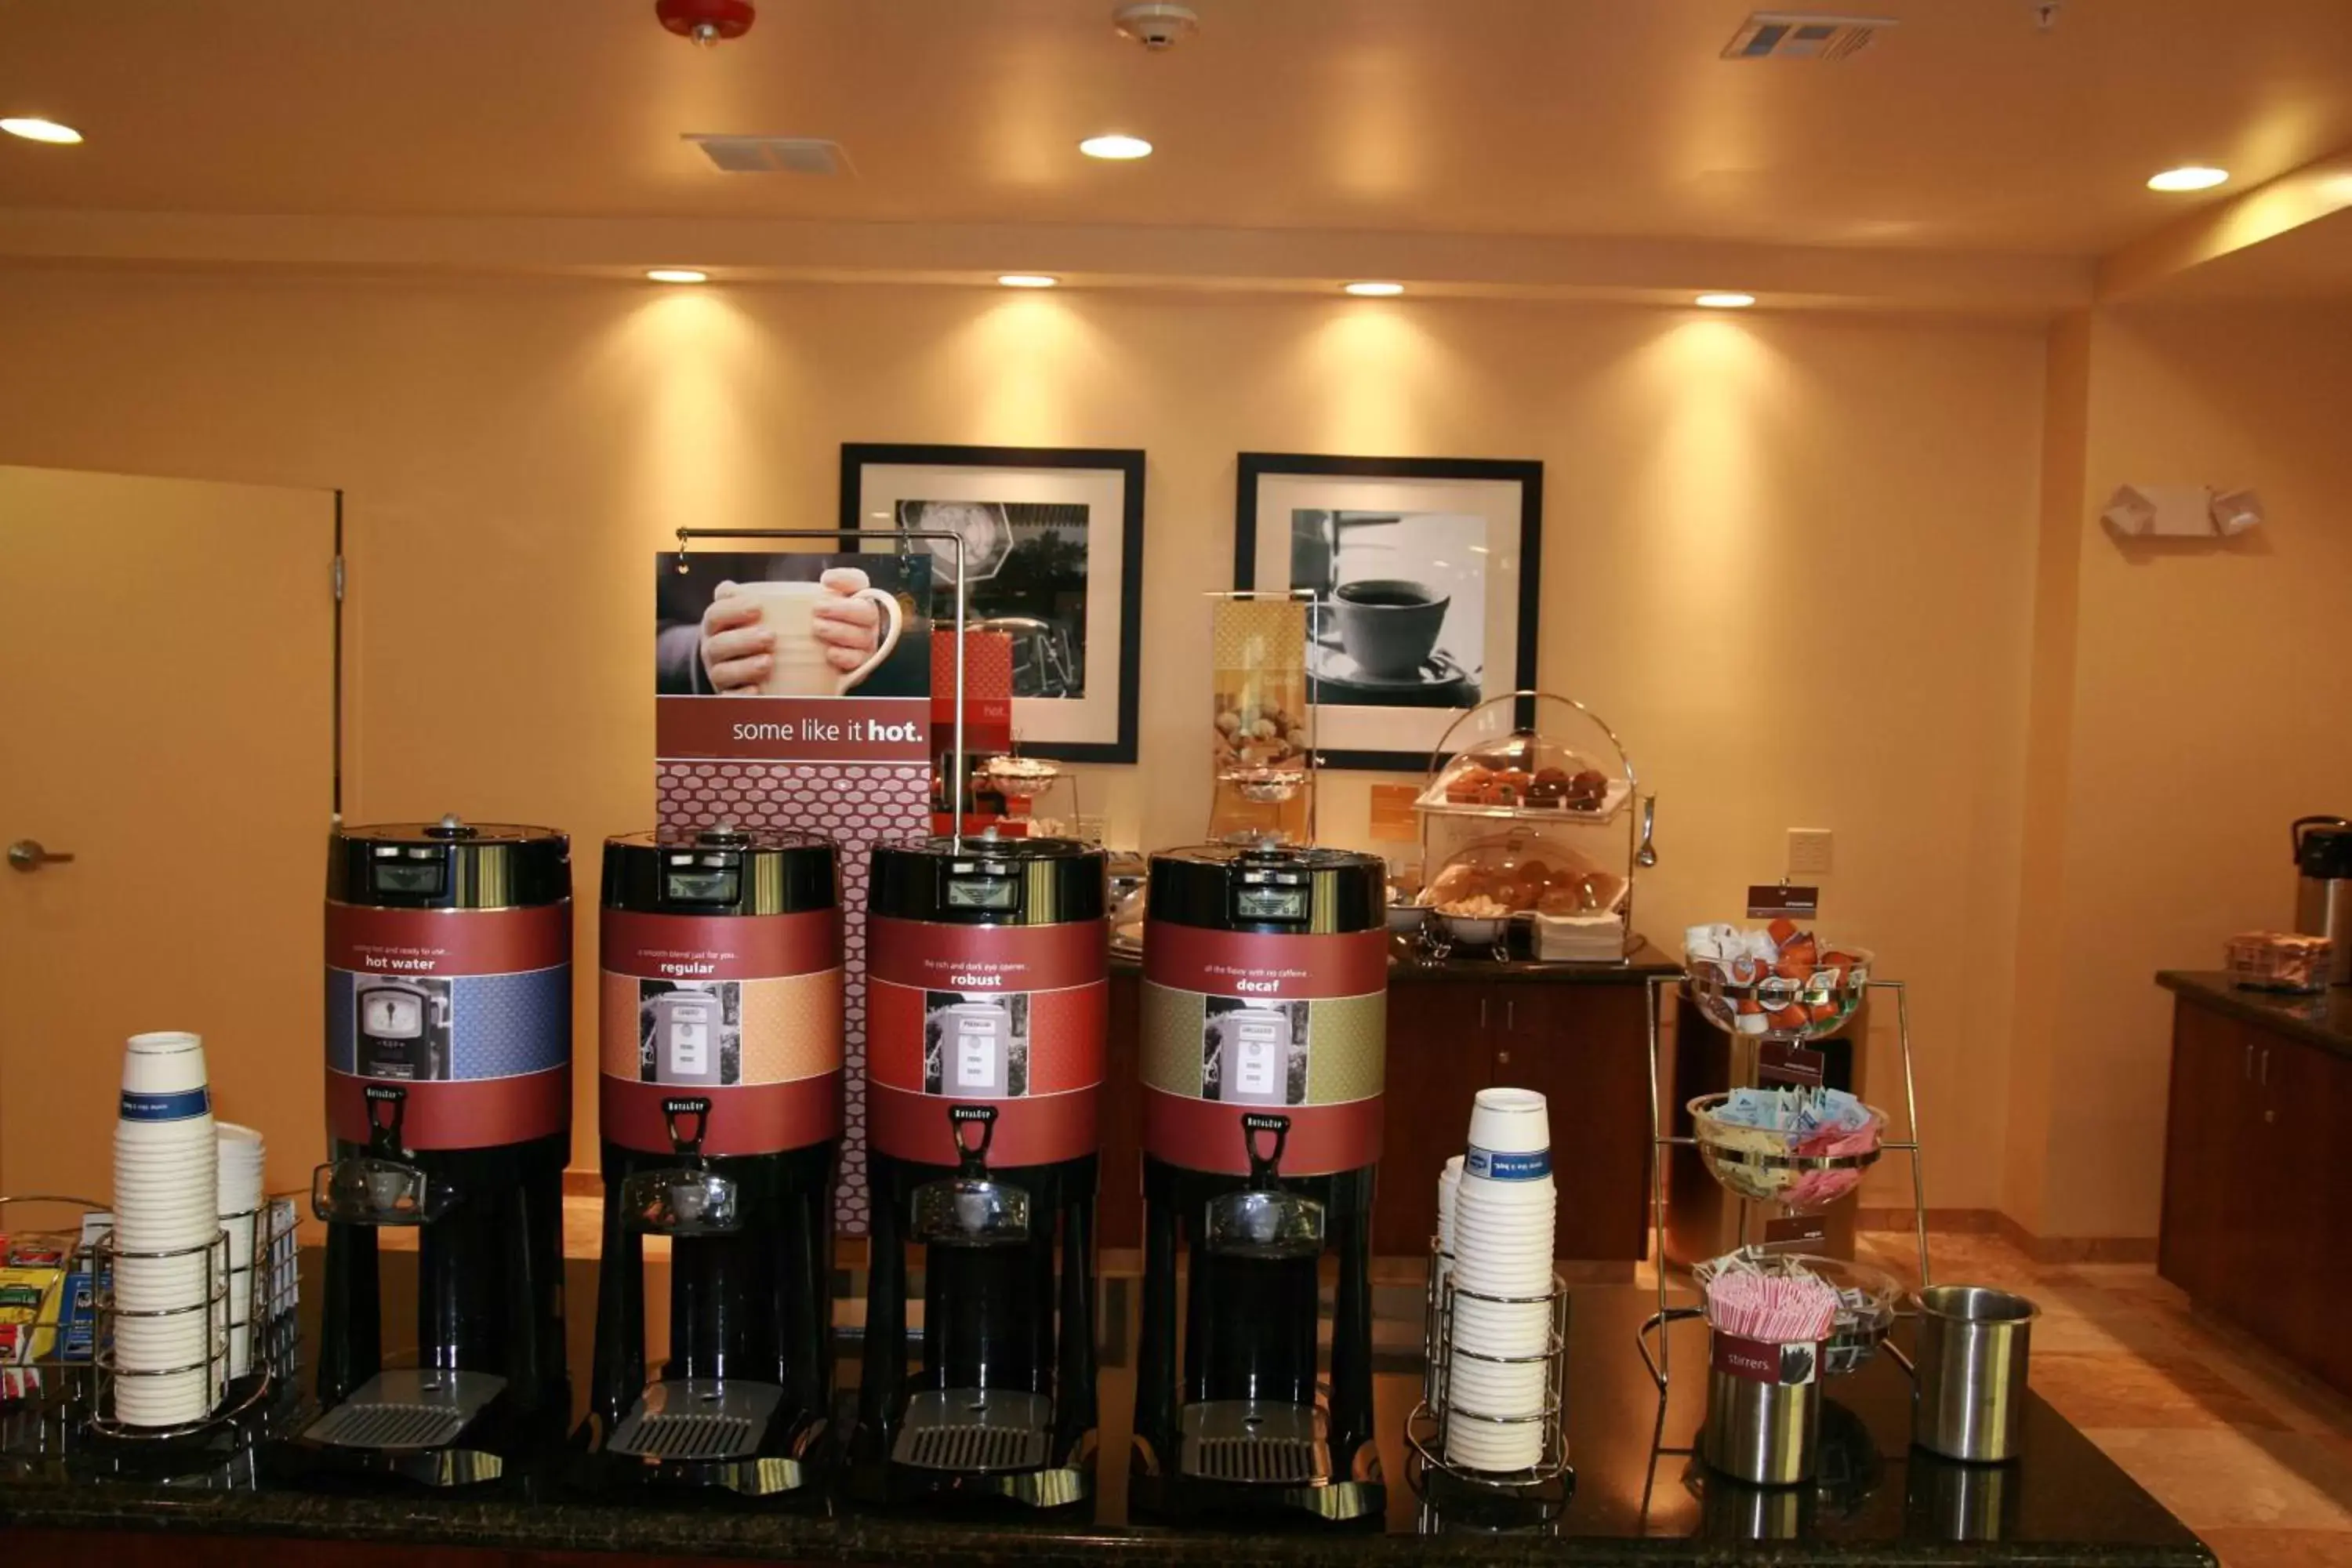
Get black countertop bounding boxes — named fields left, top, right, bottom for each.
left=2158, top=970, right=2352, bottom=1062
left=0, top=1254, right=2210, bottom=1567
left=1112, top=938, right=1682, bottom=986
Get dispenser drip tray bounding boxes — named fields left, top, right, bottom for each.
left=895, top=1388, right=1054, bottom=1473
left=1180, top=1399, right=1330, bottom=1485
left=608, top=1378, right=782, bottom=1462
left=307, top=1370, right=504, bottom=1450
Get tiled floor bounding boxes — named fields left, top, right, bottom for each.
left=1849, top=1229, right=2352, bottom=1568
left=550, top=1198, right=2350, bottom=1566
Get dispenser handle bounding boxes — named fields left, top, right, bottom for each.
left=662, top=1095, right=713, bottom=1159
left=364, top=1083, right=408, bottom=1158
left=950, top=1103, right=998, bottom=1175
left=2291, top=815, right=2350, bottom=862
left=1240, top=1111, right=1291, bottom=1187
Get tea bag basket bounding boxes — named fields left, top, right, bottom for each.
left=1408, top=691, right=1658, bottom=961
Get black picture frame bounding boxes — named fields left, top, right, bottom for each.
left=840, top=442, right=1146, bottom=764
left=1234, top=452, right=1544, bottom=771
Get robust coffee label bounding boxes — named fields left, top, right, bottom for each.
left=599, top=908, right=844, bottom=1156
left=865, top=915, right=1107, bottom=1169
left=1139, top=921, right=1387, bottom=1176
left=1711, top=1331, right=1822, bottom=1388
left=325, top=902, right=572, bottom=1151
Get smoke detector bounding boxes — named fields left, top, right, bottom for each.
left=684, top=135, right=852, bottom=176
left=1114, top=2, right=1200, bottom=51
left=1721, top=13, right=1895, bottom=60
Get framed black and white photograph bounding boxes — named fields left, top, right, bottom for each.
left=841, top=443, right=1145, bottom=763
left=1235, top=453, right=1543, bottom=770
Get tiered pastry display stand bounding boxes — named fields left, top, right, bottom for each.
left=1637, top=966, right=1933, bottom=1394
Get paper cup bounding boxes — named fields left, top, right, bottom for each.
left=1466, top=1087, right=1550, bottom=1155
left=1450, top=1294, right=1552, bottom=1353
left=1445, top=1413, right=1544, bottom=1474
left=114, top=1367, right=214, bottom=1428
left=1446, top=1355, right=1548, bottom=1417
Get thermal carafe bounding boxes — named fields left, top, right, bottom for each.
left=855, top=835, right=1109, bottom=1508
left=2292, top=815, right=2352, bottom=985
left=306, top=816, right=572, bottom=1485
left=586, top=826, right=843, bottom=1495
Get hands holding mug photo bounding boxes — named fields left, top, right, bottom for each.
left=699, top=568, right=902, bottom=695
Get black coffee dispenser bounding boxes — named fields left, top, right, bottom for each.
left=853, top=836, right=1109, bottom=1508
left=1131, top=844, right=1389, bottom=1523
left=303, top=817, right=572, bottom=1486
left=584, top=828, right=844, bottom=1495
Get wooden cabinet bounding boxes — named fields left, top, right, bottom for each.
left=2158, top=991, right=2352, bottom=1399
left=1109, top=963, right=1664, bottom=1265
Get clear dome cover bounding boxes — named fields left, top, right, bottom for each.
left=1416, top=828, right=1627, bottom=919
left=1413, top=693, right=1632, bottom=820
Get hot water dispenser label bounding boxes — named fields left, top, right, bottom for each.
left=325, top=902, right=572, bottom=1150
left=598, top=909, right=844, bottom=1156
left=1138, top=922, right=1388, bottom=1176
left=865, top=915, right=1106, bottom=1168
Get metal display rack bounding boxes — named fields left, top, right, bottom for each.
left=1636, top=973, right=1933, bottom=1392
left=1405, top=1239, right=1573, bottom=1509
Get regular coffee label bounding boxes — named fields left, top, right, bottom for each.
left=325, top=902, right=572, bottom=1150
left=599, top=908, right=844, bottom=1157
left=865, top=915, right=1107, bottom=1168
left=1139, top=921, right=1387, bottom=1176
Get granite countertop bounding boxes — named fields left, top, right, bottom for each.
left=0, top=1258, right=2211, bottom=1567
left=1112, top=937, right=1682, bottom=986
left=2158, top=970, right=2352, bottom=1062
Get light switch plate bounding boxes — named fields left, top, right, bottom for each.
left=1788, top=828, right=1833, bottom=877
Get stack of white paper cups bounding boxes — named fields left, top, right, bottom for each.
left=111, top=1032, right=224, bottom=1426
left=216, top=1123, right=267, bottom=1380
left=1443, top=1087, right=1555, bottom=1472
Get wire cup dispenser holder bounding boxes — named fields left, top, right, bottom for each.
left=0, top=1192, right=301, bottom=1447
left=1637, top=971, right=1933, bottom=1398
left=1404, top=1237, right=1573, bottom=1509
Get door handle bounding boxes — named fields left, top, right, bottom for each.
left=1505, top=998, right=1515, bottom=1032
left=1479, top=996, right=1488, bottom=1030
left=2245, top=1042, right=2255, bottom=1080
left=2259, top=1047, right=2269, bottom=1087
left=6, top=840, right=74, bottom=873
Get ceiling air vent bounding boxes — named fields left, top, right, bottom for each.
left=1721, top=13, right=1894, bottom=60
left=684, top=135, right=853, bottom=175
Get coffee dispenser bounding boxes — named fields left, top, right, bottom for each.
left=2292, top=815, right=2352, bottom=985
left=586, top=828, right=843, bottom=1495
left=853, top=836, right=1109, bottom=1508
left=1131, top=844, right=1389, bottom=1523
left=306, top=817, right=572, bottom=1485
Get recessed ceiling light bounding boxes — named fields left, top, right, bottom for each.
left=1079, top=134, right=1153, bottom=161
left=1, top=117, right=82, bottom=145
left=996, top=274, right=1059, bottom=289
left=1343, top=281, right=1404, bottom=297
left=1694, top=292, right=1757, bottom=309
left=2147, top=165, right=2229, bottom=192
left=645, top=268, right=710, bottom=284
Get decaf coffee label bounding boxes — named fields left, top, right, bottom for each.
left=1139, top=921, right=1387, bottom=1176
left=597, top=909, right=844, bottom=1156
left=1711, top=1331, right=1822, bottom=1388
left=325, top=902, right=572, bottom=1150
left=864, top=915, right=1107, bottom=1169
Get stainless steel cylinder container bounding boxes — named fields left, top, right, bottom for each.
left=1913, top=1284, right=2038, bottom=1462
left=1700, top=1342, right=1820, bottom=1486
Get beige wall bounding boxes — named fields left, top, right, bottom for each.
left=0, top=269, right=2046, bottom=1207
left=2005, top=299, right=2352, bottom=1238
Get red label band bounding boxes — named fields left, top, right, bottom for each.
left=1142, top=1087, right=1381, bottom=1177
left=327, top=901, right=571, bottom=978
left=867, top=915, right=1109, bottom=994
left=328, top=1065, right=568, bottom=1150
left=600, top=1072, right=842, bottom=1156
left=655, top=695, right=931, bottom=764
left=601, top=907, right=839, bottom=982
left=1710, top=1331, right=1823, bottom=1387
left=869, top=1081, right=1098, bottom=1170
left=1142, top=921, right=1388, bottom=1000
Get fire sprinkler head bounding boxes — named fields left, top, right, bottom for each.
left=656, top=0, right=756, bottom=47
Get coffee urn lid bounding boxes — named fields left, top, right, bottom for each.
left=328, top=815, right=571, bottom=909
left=604, top=826, right=838, bottom=916
left=1148, top=842, right=1385, bottom=935
left=869, top=834, right=1107, bottom=925
left=2296, top=817, right=2352, bottom=878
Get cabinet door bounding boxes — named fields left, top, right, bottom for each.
left=1372, top=979, right=1490, bottom=1258
left=2158, top=1001, right=2256, bottom=1317
left=2253, top=1033, right=2352, bottom=1394
left=1490, top=984, right=1653, bottom=1262
left=1098, top=970, right=1144, bottom=1255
